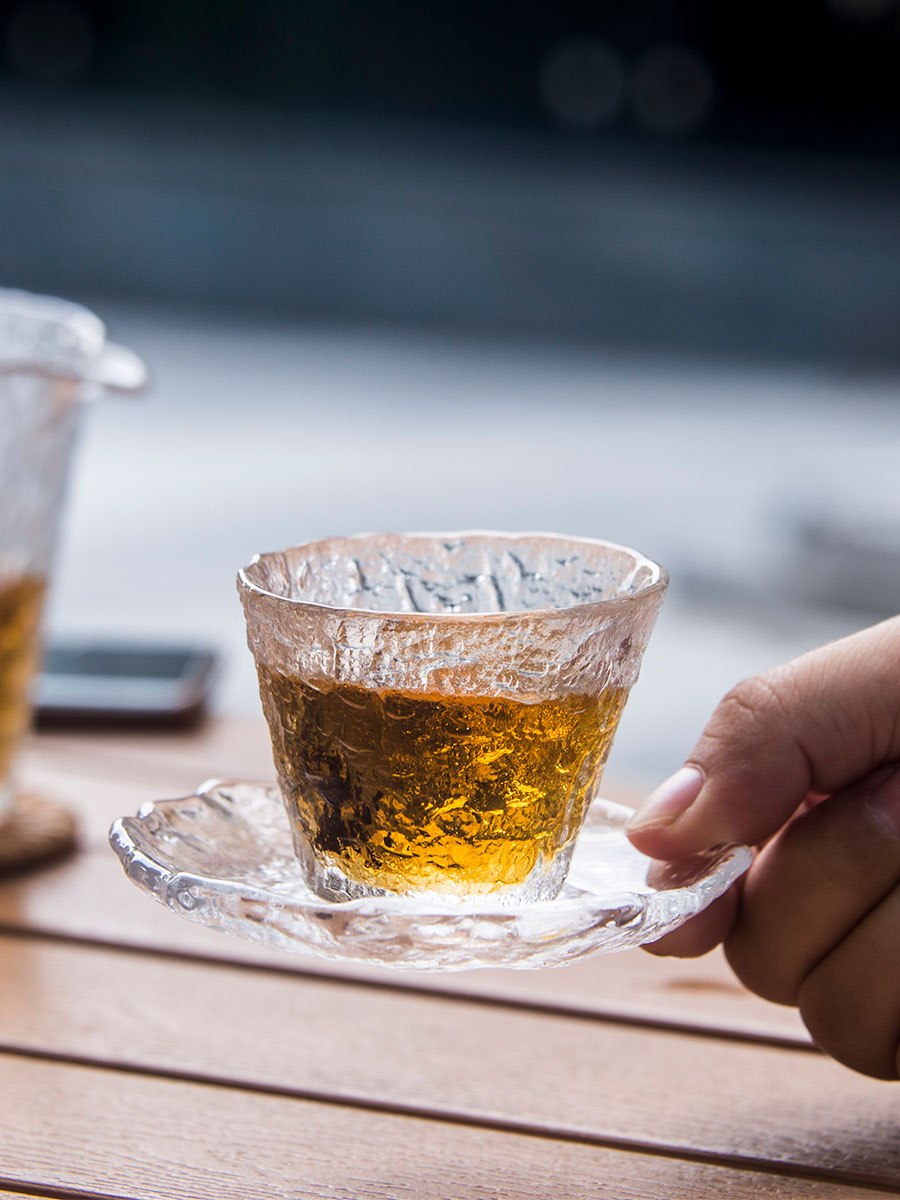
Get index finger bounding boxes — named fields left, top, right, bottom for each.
left=627, top=616, right=900, bottom=860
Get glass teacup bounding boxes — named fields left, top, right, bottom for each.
left=238, top=532, right=667, bottom=904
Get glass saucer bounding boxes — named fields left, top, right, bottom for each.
left=108, top=780, right=752, bottom=972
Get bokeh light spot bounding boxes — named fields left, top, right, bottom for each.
left=630, top=43, right=716, bottom=136
left=539, top=36, right=626, bottom=128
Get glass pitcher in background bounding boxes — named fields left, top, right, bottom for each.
left=0, top=288, right=146, bottom=819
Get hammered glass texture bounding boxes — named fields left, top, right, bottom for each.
left=248, top=533, right=661, bottom=614
left=0, top=288, right=106, bottom=379
left=0, top=288, right=147, bottom=575
left=109, top=780, right=753, bottom=970
left=239, top=533, right=666, bottom=698
left=0, top=374, right=81, bottom=576
left=239, top=534, right=667, bottom=904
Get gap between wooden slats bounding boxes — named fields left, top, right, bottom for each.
left=0, top=936, right=897, bottom=1190
left=0, top=1190, right=120, bottom=1200
left=0, top=1055, right=895, bottom=1200
left=15, top=726, right=811, bottom=1048
left=0, top=920, right=814, bottom=1054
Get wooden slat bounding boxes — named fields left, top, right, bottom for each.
left=0, top=1054, right=889, bottom=1200
left=0, top=935, right=896, bottom=1190
left=13, top=725, right=809, bottom=1046
left=0, top=837, right=809, bottom=1045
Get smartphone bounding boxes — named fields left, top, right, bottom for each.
left=34, top=641, right=219, bottom=729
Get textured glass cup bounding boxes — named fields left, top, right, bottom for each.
left=238, top=532, right=667, bottom=904
left=0, top=288, right=146, bottom=818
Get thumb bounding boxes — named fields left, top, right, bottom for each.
left=627, top=616, right=900, bottom=859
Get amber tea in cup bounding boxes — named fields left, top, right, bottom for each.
left=239, top=532, right=667, bottom=904
left=0, top=574, right=46, bottom=803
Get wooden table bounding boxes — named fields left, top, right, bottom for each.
left=1, top=719, right=898, bottom=1199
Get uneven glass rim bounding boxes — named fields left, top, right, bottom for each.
left=237, top=530, right=668, bottom=621
left=0, top=287, right=107, bottom=370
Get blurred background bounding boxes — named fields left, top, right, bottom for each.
left=3, top=0, right=899, bottom=787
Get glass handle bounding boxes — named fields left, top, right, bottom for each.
left=87, top=341, right=149, bottom=394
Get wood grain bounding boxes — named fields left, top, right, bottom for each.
left=0, top=1054, right=890, bottom=1200
left=4, top=719, right=895, bottom=1200
left=0, top=843, right=809, bottom=1044
left=0, top=935, right=895, bottom=1189
left=13, top=724, right=809, bottom=1046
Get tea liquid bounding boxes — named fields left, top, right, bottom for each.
left=259, top=668, right=625, bottom=895
left=0, top=573, right=46, bottom=786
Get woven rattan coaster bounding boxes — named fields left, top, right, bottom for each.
left=0, top=792, right=78, bottom=875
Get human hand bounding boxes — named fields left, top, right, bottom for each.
left=626, top=616, right=900, bottom=1078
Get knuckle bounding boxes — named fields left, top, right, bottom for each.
left=718, top=668, right=799, bottom=732
left=692, top=665, right=815, bottom=790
